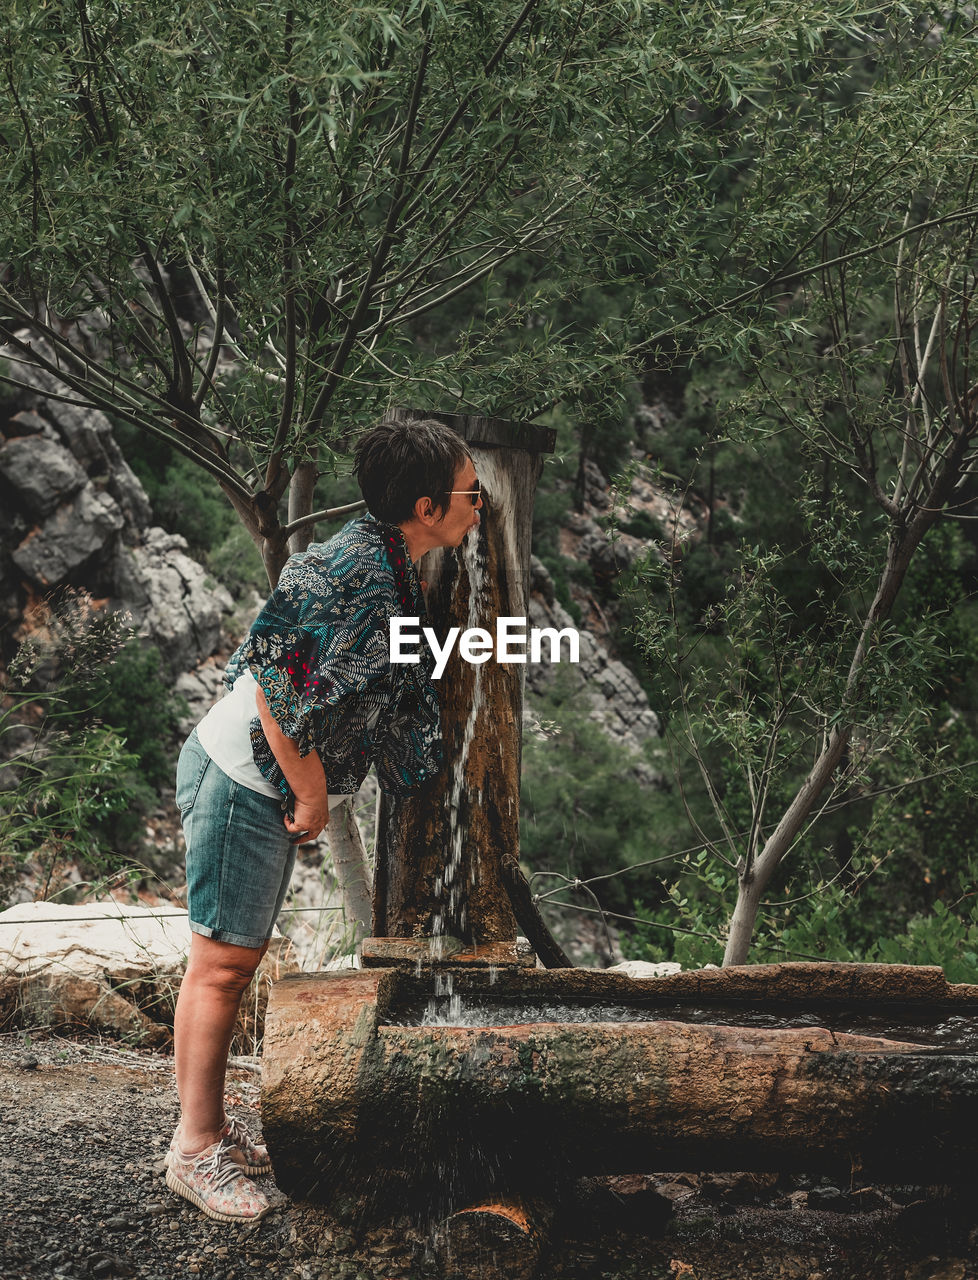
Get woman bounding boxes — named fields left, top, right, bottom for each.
left=166, top=419, right=482, bottom=1222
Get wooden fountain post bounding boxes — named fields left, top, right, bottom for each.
left=368, top=410, right=566, bottom=961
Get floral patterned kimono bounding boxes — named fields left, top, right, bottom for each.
left=224, top=513, right=441, bottom=802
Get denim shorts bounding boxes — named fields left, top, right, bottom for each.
left=176, top=728, right=296, bottom=949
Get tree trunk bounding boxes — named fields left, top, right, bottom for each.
left=287, top=460, right=318, bottom=556
left=325, top=798, right=373, bottom=945
left=722, top=510, right=934, bottom=965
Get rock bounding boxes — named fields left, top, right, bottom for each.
left=0, top=900, right=190, bottom=1046
left=565, top=511, right=601, bottom=537
left=1, top=338, right=152, bottom=529
left=0, top=436, right=87, bottom=517
left=605, top=960, right=682, bottom=979
left=576, top=529, right=640, bottom=578
left=700, top=1171, right=780, bottom=1204
left=806, top=1184, right=852, bottom=1211
left=526, top=556, right=661, bottom=782
left=112, top=528, right=234, bottom=675
left=12, top=483, right=125, bottom=585
left=173, top=657, right=228, bottom=734
left=581, top=458, right=611, bottom=509
left=2, top=409, right=47, bottom=437
left=0, top=337, right=225, bottom=674
left=592, top=1173, right=677, bottom=1229
left=650, top=1176, right=698, bottom=1206
left=0, top=899, right=295, bottom=1048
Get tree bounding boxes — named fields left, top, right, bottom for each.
left=3, top=0, right=667, bottom=946
left=0, top=0, right=640, bottom=580
left=637, top=42, right=978, bottom=963
left=0, top=1, right=932, bottom=580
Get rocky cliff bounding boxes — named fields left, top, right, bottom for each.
left=0, top=336, right=233, bottom=675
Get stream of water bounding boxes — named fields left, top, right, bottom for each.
left=423, top=504, right=496, bottom=1023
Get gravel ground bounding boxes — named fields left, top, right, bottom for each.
left=3, top=1029, right=978, bottom=1280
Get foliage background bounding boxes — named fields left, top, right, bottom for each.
left=3, top=2, right=978, bottom=973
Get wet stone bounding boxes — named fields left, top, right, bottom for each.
left=807, top=1185, right=852, bottom=1211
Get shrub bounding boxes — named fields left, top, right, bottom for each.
left=0, top=595, right=143, bottom=904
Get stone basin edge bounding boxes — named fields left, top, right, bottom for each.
left=267, top=960, right=978, bottom=1016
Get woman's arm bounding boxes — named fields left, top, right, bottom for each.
left=256, top=685, right=330, bottom=842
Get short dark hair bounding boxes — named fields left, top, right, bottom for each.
left=353, top=418, right=470, bottom=524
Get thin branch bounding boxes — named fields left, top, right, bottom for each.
left=280, top=499, right=367, bottom=539
left=0, top=312, right=230, bottom=462
left=539, top=899, right=720, bottom=943
left=396, top=0, right=539, bottom=229
left=193, top=263, right=227, bottom=409
left=3, top=45, right=47, bottom=238
left=366, top=203, right=575, bottom=338
left=635, top=205, right=978, bottom=363
left=265, top=16, right=301, bottom=499
left=135, top=246, right=194, bottom=407
left=0, top=371, right=252, bottom=499
left=374, top=137, right=522, bottom=300
left=529, top=851, right=691, bottom=897
left=185, top=261, right=286, bottom=379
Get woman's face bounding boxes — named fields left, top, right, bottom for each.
left=431, top=457, right=483, bottom=547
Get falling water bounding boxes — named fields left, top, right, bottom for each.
left=441, top=522, right=490, bottom=935
left=423, top=493, right=495, bottom=1023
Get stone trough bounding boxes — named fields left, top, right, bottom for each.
left=261, top=958, right=978, bottom=1224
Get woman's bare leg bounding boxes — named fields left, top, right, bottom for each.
left=173, top=933, right=266, bottom=1152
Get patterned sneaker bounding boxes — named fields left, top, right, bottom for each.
left=165, top=1137, right=270, bottom=1223
left=220, top=1115, right=272, bottom=1176
left=166, top=1117, right=272, bottom=1177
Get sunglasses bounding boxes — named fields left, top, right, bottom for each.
left=449, top=482, right=482, bottom=506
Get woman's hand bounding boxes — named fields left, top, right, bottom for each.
left=255, top=684, right=330, bottom=844
left=286, top=793, right=329, bottom=844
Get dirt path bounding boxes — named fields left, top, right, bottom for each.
left=2, top=1030, right=976, bottom=1280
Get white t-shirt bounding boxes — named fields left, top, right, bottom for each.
left=197, top=670, right=353, bottom=806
